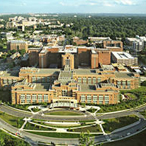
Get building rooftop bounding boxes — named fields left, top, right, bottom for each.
left=115, top=73, right=134, bottom=78
left=112, top=52, right=134, bottom=59
left=0, top=70, right=19, bottom=77
left=8, top=40, right=27, bottom=44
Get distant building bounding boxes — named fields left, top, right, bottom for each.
left=103, top=40, right=123, bottom=52
left=126, top=36, right=146, bottom=52
left=7, top=40, right=28, bottom=52
left=112, top=52, right=138, bottom=66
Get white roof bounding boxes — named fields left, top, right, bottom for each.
left=112, top=52, right=134, bottom=59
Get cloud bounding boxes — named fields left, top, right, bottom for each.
left=115, top=0, right=136, bottom=5
left=22, top=2, right=27, bottom=6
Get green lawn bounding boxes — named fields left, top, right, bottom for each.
left=8, top=104, right=30, bottom=111
left=0, top=111, right=24, bottom=128
left=24, top=122, right=55, bottom=131
left=103, top=129, right=146, bottom=146
left=102, top=115, right=139, bottom=133
left=0, top=90, right=11, bottom=103
left=45, top=111, right=84, bottom=116
left=31, top=107, right=41, bottom=112
left=0, top=129, right=30, bottom=146
left=28, top=131, right=99, bottom=138
left=140, top=110, right=146, bottom=119
left=72, top=125, right=101, bottom=132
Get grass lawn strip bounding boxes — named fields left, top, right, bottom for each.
left=102, top=115, right=139, bottom=133
left=0, top=129, right=30, bottom=146
left=71, top=124, right=102, bottom=132
left=0, top=111, right=24, bottom=128
left=28, top=131, right=100, bottom=138
left=44, top=111, right=84, bottom=116
left=140, top=110, right=146, bottom=119
left=24, top=122, right=55, bottom=131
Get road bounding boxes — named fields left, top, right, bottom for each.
left=1, top=104, right=146, bottom=121
left=97, top=105, right=146, bottom=120
left=0, top=105, right=95, bottom=121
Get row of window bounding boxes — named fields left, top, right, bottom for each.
left=3, top=79, right=17, bottom=84
left=81, top=100, right=109, bottom=104
left=31, top=76, right=56, bottom=83
left=117, top=81, right=131, bottom=85
left=77, top=77, right=101, bottom=84
left=80, top=95, right=110, bottom=101
left=20, top=94, right=48, bottom=100
left=20, top=99, right=47, bottom=104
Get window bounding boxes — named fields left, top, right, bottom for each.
left=105, top=95, right=109, bottom=101
left=78, top=77, right=82, bottom=83
left=8, top=80, right=12, bottom=84
left=32, top=94, right=37, bottom=100
left=127, top=81, right=131, bottom=85
left=66, top=59, right=70, bottom=66
left=99, top=95, right=103, bottom=101
left=42, top=77, right=46, bottom=83
left=20, top=94, right=25, bottom=100
left=32, top=77, right=36, bottom=82
left=83, top=78, right=86, bottom=84
left=93, top=78, right=96, bottom=84
left=62, top=90, right=68, bottom=96
left=87, top=95, right=91, bottom=103
left=21, top=100, right=25, bottom=104
left=38, top=94, right=42, bottom=100
left=87, top=95, right=91, bottom=100
left=13, top=80, right=17, bottom=83
left=44, top=94, right=48, bottom=101
left=81, top=95, right=85, bottom=102
left=93, top=95, right=97, bottom=101
left=93, top=100, right=97, bottom=104
left=122, top=81, right=126, bottom=85
left=37, top=77, right=41, bottom=83
left=105, top=101, right=109, bottom=104
left=97, top=78, right=101, bottom=83
left=88, top=78, right=91, bottom=84
left=99, top=101, right=103, bottom=104
left=117, top=81, right=121, bottom=85
left=26, top=94, right=31, bottom=100
left=3, top=79, right=7, bottom=84
left=47, top=76, right=50, bottom=82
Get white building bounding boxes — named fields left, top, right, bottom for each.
left=112, top=52, right=138, bottom=66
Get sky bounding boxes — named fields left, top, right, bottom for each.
left=0, top=0, right=146, bottom=14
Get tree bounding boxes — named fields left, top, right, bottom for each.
left=79, top=131, right=95, bottom=146
left=19, top=49, right=26, bottom=56
left=0, top=138, right=5, bottom=146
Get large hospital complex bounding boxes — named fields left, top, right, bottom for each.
left=0, top=40, right=140, bottom=107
